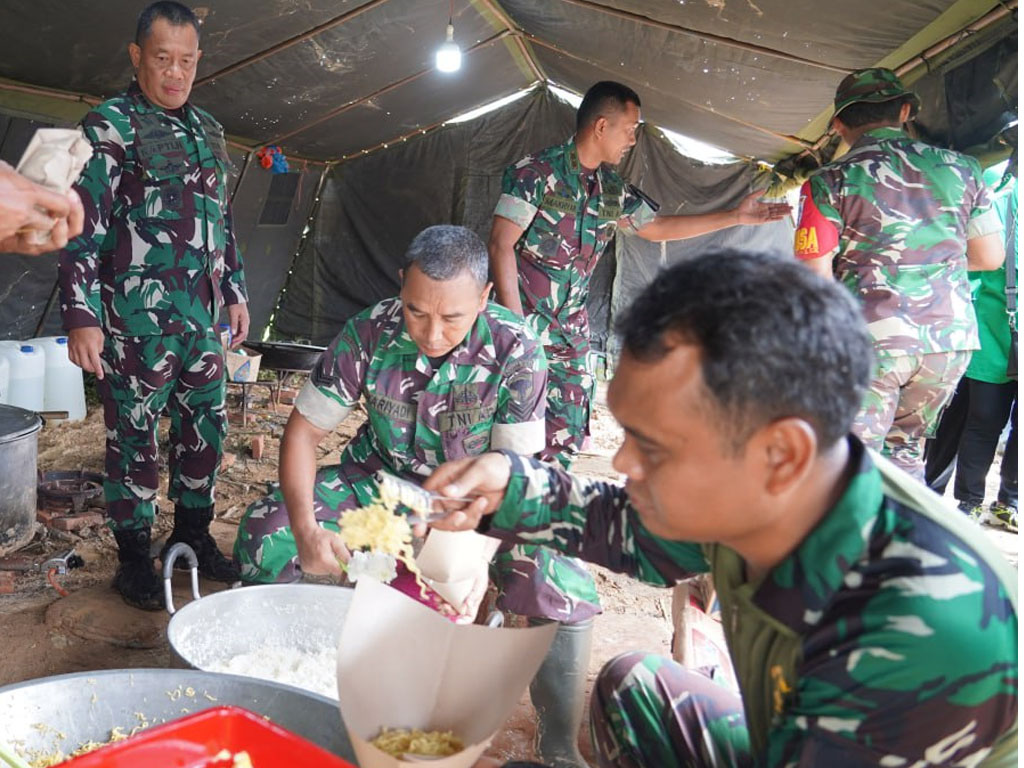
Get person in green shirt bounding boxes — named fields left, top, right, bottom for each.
left=926, top=167, right=1017, bottom=531
left=427, top=251, right=1017, bottom=767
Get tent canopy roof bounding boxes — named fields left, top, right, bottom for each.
left=0, top=0, right=1016, bottom=163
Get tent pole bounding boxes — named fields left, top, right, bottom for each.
left=0, top=80, right=100, bottom=106
left=34, top=280, right=59, bottom=338
left=895, top=0, right=1018, bottom=78
left=472, top=0, right=548, bottom=83
left=556, top=0, right=848, bottom=74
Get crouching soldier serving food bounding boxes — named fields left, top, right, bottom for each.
left=234, top=225, right=604, bottom=766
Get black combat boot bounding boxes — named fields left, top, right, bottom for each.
left=112, top=527, right=165, bottom=611
left=160, top=505, right=240, bottom=582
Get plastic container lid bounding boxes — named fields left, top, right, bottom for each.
left=0, top=403, right=43, bottom=444
left=57, top=337, right=68, bottom=345
left=56, top=705, right=359, bottom=767
left=19, top=345, right=33, bottom=353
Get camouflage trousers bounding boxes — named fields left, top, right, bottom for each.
left=539, top=350, right=595, bottom=470
left=591, top=652, right=751, bottom=768
left=853, top=350, right=971, bottom=480
left=233, top=457, right=601, bottom=622
left=97, top=330, right=226, bottom=530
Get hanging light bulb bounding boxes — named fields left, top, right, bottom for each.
left=435, top=22, right=461, bottom=72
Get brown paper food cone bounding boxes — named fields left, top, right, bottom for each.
left=336, top=578, right=556, bottom=768
left=416, top=530, right=501, bottom=617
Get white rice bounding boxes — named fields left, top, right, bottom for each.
left=207, top=646, right=339, bottom=699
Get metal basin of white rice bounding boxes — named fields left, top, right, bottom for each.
left=167, top=583, right=353, bottom=699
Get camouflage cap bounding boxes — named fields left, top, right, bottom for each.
left=833, top=68, right=919, bottom=117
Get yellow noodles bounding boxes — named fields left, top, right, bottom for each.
left=338, top=499, right=415, bottom=556
left=370, top=727, right=464, bottom=757
left=338, top=497, right=430, bottom=599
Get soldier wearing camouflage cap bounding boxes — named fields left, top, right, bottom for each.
left=425, top=251, right=1018, bottom=767
left=489, top=81, right=790, bottom=474
left=794, top=67, right=1005, bottom=479
left=58, top=1, right=249, bottom=610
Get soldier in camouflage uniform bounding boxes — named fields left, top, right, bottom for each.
left=490, top=81, right=789, bottom=472
left=58, top=2, right=248, bottom=610
left=234, top=226, right=610, bottom=768
left=490, top=82, right=788, bottom=768
left=795, top=68, right=1005, bottom=480
left=232, top=226, right=564, bottom=615
left=427, top=253, right=1018, bottom=768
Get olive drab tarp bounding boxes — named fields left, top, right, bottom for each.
left=0, top=0, right=1015, bottom=343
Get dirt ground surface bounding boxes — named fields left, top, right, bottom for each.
left=0, top=381, right=1017, bottom=765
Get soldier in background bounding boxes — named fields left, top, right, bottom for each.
left=489, top=81, right=789, bottom=475
left=429, top=252, right=1018, bottom=768
left=794, top=68, right=1005, bottom=479
left=58, top=1, right=248, bottom=609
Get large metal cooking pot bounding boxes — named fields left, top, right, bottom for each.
left=242, top=340, right=326, bottom=372
left=166, top=571, right=354, bottom=699
left=0, top=668, right=356, bottom=761
left=0, top=404, right=42, bottom=557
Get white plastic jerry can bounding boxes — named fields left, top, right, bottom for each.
left=29, top=336, right=87, bottom=421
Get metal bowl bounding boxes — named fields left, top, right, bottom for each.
left=0, top=668, right=356, bottom=762
left=167, top=583, right=354, bottom=693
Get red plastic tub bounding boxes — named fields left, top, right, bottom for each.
left=56, top=705, right=358, bottom=767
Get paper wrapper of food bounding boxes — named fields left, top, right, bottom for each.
left=15, top=127, right=93, bottom=244
left=415, top=530, right=501, bottom=620
left=225, top=348, right=262, bottom=382
left=336, top=578, right=557, bottom=768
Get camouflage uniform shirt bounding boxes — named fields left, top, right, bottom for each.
left=294, top=298, right=547, bottom=472
left=495, top=138, right=657, bottom=357
left=795, top=126, right=1001, bottom=358
left=483, top=437, right=1018, bottom=765
left=58, top=80, right=247, bottom=335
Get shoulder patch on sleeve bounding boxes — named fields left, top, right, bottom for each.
left=794, top=181, right=840, bottom=261
left=506, top=367, right=538, bottom=421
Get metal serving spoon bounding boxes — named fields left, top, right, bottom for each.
left=375, top=470, right=475, bottom=524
